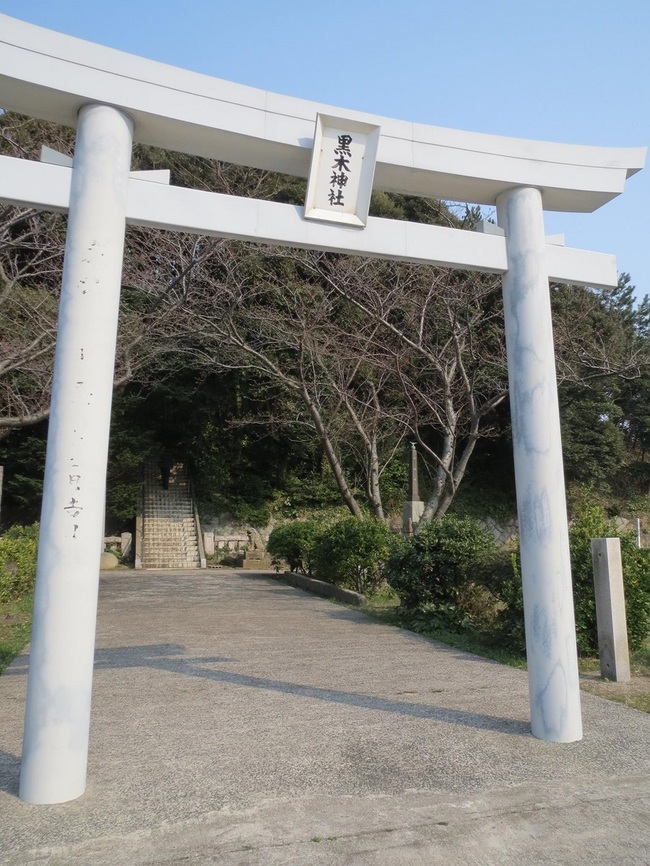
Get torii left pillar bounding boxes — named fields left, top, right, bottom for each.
left=19, top=104, right=133, bottom=804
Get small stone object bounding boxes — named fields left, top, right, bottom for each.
left=121, top=532, right=132, bottom=559
left=100, top=551, right=119, bottom=570
left=402, top=442, right=424, bottom=534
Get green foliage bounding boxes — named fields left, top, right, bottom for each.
left=0, top=592, right=33, bottom=674
left=402, top=601, right=475, bottom=634
left=620, top=540, right=650, bottom=651
left=267, top=520, right=324, bottom=574
left=0, top=428, right=47, bottom=523
left=568, top=503, right=650, bottom=654
left=312, top=517, right=394, bottom=594
left=550, top=277, right=650, bottom=491
left=497, top=500, right=650, bottom=655
left=275, top=470, right=344, bottom=519
left=491, top=552, right=526, bottom=652
left=214, top=474, right=272, bottom=527
left=567, top=503, right=608, bottom=654
left=106, top=394, right=161, bottom=522
left=0, top=523, right=39, bottom=603
left=385, top=515, right=497, bottom=621
left=6, top=117, right=650, bottom=539
left=377, top=457, right=409, bottom=515
left=369, top=191, right=458, bottom=226
left=560, top=395, right=625, bottom=487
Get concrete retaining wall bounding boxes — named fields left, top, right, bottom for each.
left=275, top=571, right=366, bottom=606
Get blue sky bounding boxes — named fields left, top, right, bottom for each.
left=1, top=0, right=648, bottom=298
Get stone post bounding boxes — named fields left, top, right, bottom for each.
left=497, top=186, right=582, bottom=743
left=19, top=104, right=133, bottom=804
left=590, top=538, right=631, bottom=682
left=402, top=442, right=425, bottom=534
left=203, top=531, right=215, bottom=556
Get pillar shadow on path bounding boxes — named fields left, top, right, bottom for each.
left=0, top=750, right=21, bottom=797
left=5, top=643, right=530, bottom=739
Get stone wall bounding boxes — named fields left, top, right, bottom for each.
left=201, top=512, right=648, bottom=559
left=477, top=516, right=519, bottom=548
left=478, top=514, right=648, bottom=549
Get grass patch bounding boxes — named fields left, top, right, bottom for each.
left=578, top=637, right=650, bottom=713
left=609, top=693, right=650, bottom=713
left=633, top=640, right=650, bottom=671
left=363, top=590, right=650, bottom=709
left=401, top=625, right=527, bottom=670
left=0, top=593, right=33, bottom=673
left=363, top=590, right=527, bottom=669
left=578, top=638, right=650, bottom=680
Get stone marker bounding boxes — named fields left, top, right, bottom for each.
left=203, top=531, right=215, bottom=556
left=120, top=532, right=132, bottom=559
left=590, top=538, right=631, bottom=682
left=402, top=443, right=424, bottom=534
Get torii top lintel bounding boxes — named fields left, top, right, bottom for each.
left=0, top=14, right=645, bottom=214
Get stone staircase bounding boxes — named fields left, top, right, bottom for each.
left=138, top=461, right=203, bottom=569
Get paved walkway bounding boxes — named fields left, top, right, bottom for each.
left=1, top=569, right=649, bottom=865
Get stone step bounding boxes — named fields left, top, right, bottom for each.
left=145, top=530, right=195, bottom=535
left=144, top=522, right=194, bottom=527
left=141, top=460, right=202, bottom=569
left=143, top=562, right=200, bottom=569
left=144, top=502, right=192, bottom=506
left=145, top=523, right=195, bottom=529
left=144, top=515, right=193, bottom=520
left=144, top=519, right=194, bottom=525
left=142, top=535, right=198, bottom=549
left=144, top=536, right=196, bottom=542
left=143, top=553, right=198, bottom=559
left=144, top=537, right=196, bottom=542
left=141, top=559, right=199, bottom=568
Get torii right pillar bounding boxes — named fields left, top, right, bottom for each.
left=497, top=186, right=582, bottom=743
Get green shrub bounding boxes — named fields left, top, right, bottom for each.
left=266, top=520, right=324, bottom=574
left=312, top=517, right=393, bottom=594
left=0, top=523, right=39, bottom=603
left=568, top=503, right=608, bottom=654
left=619, top=538, right=650, bottom=652
left=385, top=515, right=498, bottom=621
left=569, top=504, right=650, bottom=654
left=496, top=502, right=650, bottom=655
left=491, top=552, right=526, bottom=651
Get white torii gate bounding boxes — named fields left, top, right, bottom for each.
left=0, top=15, right=645, bottom=805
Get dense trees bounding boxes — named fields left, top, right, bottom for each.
left=0, top=115, right=162, bottom=438
left=1, top=111, right=650, bottom=527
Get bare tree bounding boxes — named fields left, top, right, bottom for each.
left=307, top=255, right=509, bottom=522
left=0, top=112, right=308, bottom=439
left=9, top=112, right=644, bottom=522
left=140, top=240, right=407, bottom=516
left=142, top=239, right=511, bottom=522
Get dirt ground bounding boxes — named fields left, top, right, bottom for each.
left=580, top=670, right=650, bottom=712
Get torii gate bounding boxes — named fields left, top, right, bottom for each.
left=0, top=15, right=645, bottom=805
